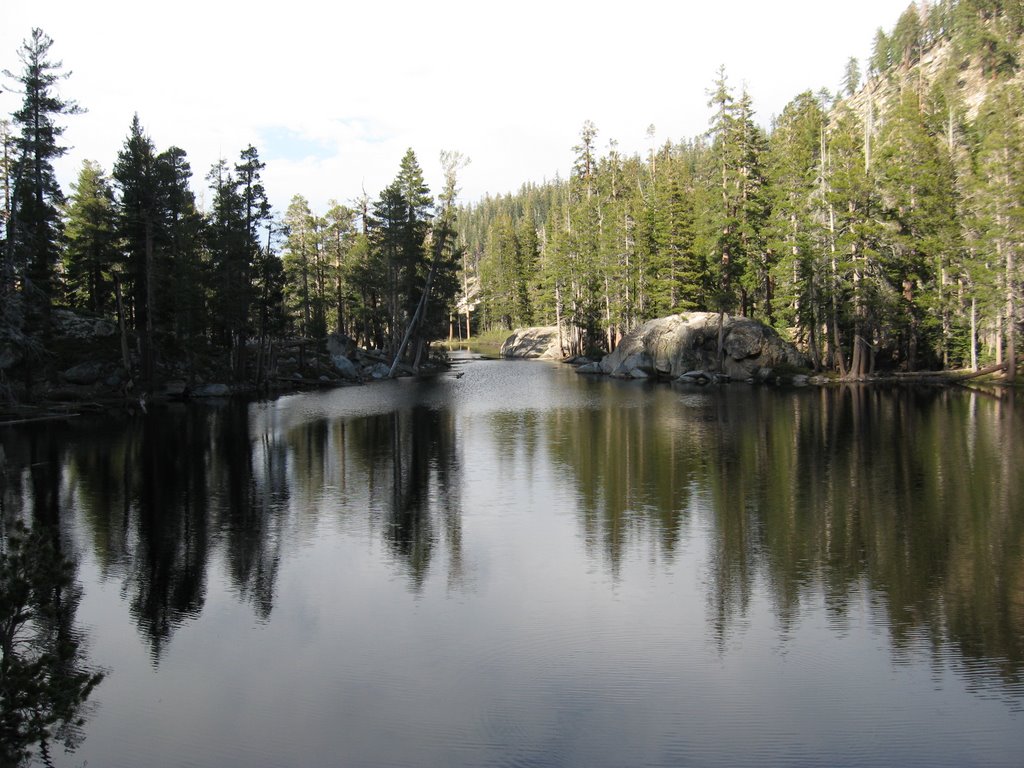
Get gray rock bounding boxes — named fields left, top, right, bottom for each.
left=602, top=313, right=808, bottom=382
left=163, top=380, right=187, bottom=397
left=62, top=361, right=106, bottom=385
left=678, top=370, right=710, bottom=385
left=366, top=363, right=391, bottom=380
left=326, top=332, right=358, bottom=359
left=576, top=362, right=603, bottom=374
left=501, top=326, right=562, bottom=359
left=612, top=352, right=654, bottom=378
left=0, top=344, right=22, bottom=371
left=629, top=368, right=649, bottom=379
left=193, top=383, right=230, bottom=397
left=331, top=354, right=361, bottom=381
left=791, top=374, right=809, bottom=386
left=52, top=309, right=115, bottom=339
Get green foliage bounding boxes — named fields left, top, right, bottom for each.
left=3, top=29, right=81, bottom=309
left=62, top=160, right=118, bottom=314
left=5, top=8, right=1024, bottom=391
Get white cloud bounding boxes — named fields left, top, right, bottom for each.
left=2, top=0, right=908, bottom=215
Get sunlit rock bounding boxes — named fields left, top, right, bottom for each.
left=601, top=313, right=808, bottom=381
left=501, top=326, right=561, bottom=359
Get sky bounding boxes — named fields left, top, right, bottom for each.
left=2, top=0, right=912, bottom=217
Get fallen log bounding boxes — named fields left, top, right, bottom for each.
left=0, top=412, right=80, bottom=427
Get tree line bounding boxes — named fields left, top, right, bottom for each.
left=3, top=1, right=1022, bottom=399
left=462, top=0, right=1023, bottom=379
left=0, top=29, right=464, bottom=399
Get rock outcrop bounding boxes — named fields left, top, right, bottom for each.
left=599, top=313, right=808, bottom=380
left=52, top=309, right=115, bottom=339
left=501, top=326, right=562, bottom=359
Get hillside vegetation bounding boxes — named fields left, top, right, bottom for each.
left=458, top=0, right=1024, bottom=379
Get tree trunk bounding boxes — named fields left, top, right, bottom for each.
left=114, top=275, right=132, bottom=379
left=142, top=218, right=155, bottom=385
left=1006, top=243, right=1016, bottom=383
left=716, top=310, right=726, bottom=373
left=971, top=296, right=978, bottom=371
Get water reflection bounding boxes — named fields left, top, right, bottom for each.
left=1, top=439, right=104, bottom=767
left=353, top=405, right=463, bottom=590
left=548, top=384, right=1024, bottom=695
left=1, top=367, right=1022, bottom=767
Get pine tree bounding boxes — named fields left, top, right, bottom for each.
left=480, top=214, right=518, bottom=329
left=651, top=148, right=700, bottom=314
left=842, top=57, right=861, bottom=97
left=371, top=149, right=433, bottom=355
left=323, top=201, right=357, bottom=336
left=0, top=119, right=13, bottom=233
left=972, top=83, right=1024, bottom=380
left=702, top=69, right=771, bottom=365
left=876, top=88, right=960, bottom=370
left=63, top=160, right=118, bottom=314
left=515, top=214, right=539, bottom=327
left=155, top=146, right=206, bottom=362
left=282, top=194, right=317, bottom=337
left=233, top=145, right=272, bottom=369
left=113, top=115, right=161, bottom=383
left=3, top=28, right=81, bottom=369
left=870, top=28, right=893, bottom=75
left=766, top=91, right=828, bottom=367
left=206, top=158, right=246, bottom=356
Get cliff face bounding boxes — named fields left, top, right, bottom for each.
left=842, top=24, right=1023, bottom=131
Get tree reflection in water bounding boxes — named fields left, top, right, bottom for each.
left=548, top=384, right=1024, bottom=696
left=346, top=403, right=463, bottom=591
left=0, top=519, right=103, bottom=767
left=2, top=372, right=1021, bottom=768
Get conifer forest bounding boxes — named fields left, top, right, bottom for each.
left=2, top=0, right=1024, bottom=401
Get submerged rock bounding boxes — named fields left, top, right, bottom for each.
left=192, top=383, right=230, bottom=397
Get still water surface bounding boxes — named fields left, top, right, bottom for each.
left=2, top=356, right=1023, bottom=767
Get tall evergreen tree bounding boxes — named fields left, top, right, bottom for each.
left=877, top=88, right=960, bottom=370
left=63, top=160, right=118, bottom=314
left=233, top=145, right=272, bottom=371
left=155, top=146, right=206, bottom=364
left=842, top=57, right=861, bottom=96
left=323, top=201, right=357, bottom=336
left=2, top=28, right=81, bottom=376
left=371, top=149, right=433, bottom=355
left=766, top=91, right=828, bottom=367
left=972, top=83, right=1024, bottom=380
left=113, top=115, right=161, bottom=383
left=282, top=194, right=318, bottom=338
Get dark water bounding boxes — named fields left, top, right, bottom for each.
left=2, top=357, right=1023, bottom=767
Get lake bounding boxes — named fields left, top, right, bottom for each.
left=2, top=355, right=1022, bottom=767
